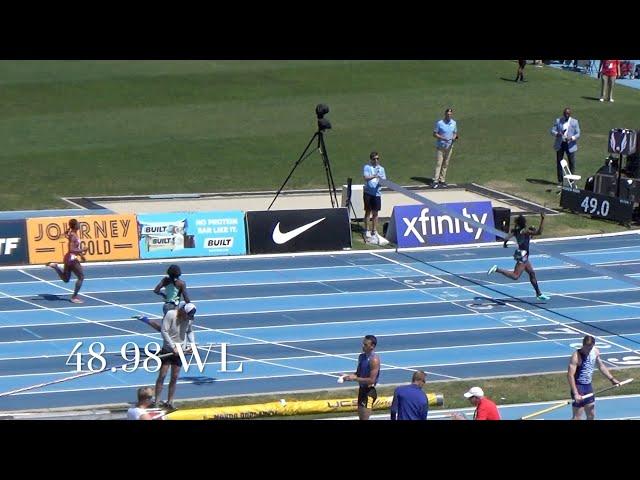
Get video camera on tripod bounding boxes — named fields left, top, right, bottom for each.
left=269, top=104, right=338, bottom=210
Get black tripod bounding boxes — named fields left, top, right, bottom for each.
left=268, top=125, right=338, bottom=210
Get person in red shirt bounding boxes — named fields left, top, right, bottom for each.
left=598, top=60, right=621, bottom=102
left=451, top=386, right=501, bottom=420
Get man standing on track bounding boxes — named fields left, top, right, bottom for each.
left=342, top=335, right=381, bottom=420
left=154, top=302, right=197, bottom=411
left=568, top=335, right=620, bottom=420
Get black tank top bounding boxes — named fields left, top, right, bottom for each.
left=514, top=229, right=530, bottom=252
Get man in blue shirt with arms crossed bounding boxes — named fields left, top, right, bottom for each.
left=391, top=370, right=428, bottom=420
left=363, top=151, right=386, bottom=243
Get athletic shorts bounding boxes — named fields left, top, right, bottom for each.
left=63, top=252, right=80, bottom=266
left=162, top=302, right=178, bottom=315
left=358, top=386, right=378, bottom=409
left=571, top=383, right=595, bottom=408
left=363, top=193, right=381, bottom=212
left=514, top=249, right=529, bottom=263
left=160, top=346, right=182, bottom=367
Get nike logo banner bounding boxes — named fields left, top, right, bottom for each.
left=246, top=208, right=351, bottom=254
left=272, top=218, right=326, bottom=244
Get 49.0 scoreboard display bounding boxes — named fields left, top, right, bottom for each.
left=560, top=187, right=634, bottom=223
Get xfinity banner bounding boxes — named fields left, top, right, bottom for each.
left=137, top=211, right=246, bottom=259
left=388, top=201, right=495, bottom=247
left=246, top=208, right=351, bottom=254
left=0, top=220, right=28, bottom=265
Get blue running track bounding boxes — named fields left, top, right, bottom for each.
left=1, top=232, right=640, bottom=413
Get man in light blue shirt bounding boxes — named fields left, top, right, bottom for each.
left=432, top=107, right=458, bottom=188
left=363, top=151, right=386, bottom=242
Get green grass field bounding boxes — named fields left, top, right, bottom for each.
left=2, top=61, right=638, bottom=229
left=3, top=60, right=639, bottom=414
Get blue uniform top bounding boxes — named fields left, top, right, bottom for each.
left=390, top=384, right=428, bottom=420
left=575, top=348, right=597, bottom=385
left=356, top=351, right=380, bottom=387
left=363, top=164, right=386, bottom=197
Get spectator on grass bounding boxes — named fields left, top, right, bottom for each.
left=598, top=60, right=621, bottom=102
left=550, top=107, right=580, bottom=184
left=451, top=386, right=501, bottom=420
left=432, top=107, right=458, bottom=188
left=568, top=335, right=620, bottom=420
left=515, top=59, right=526, bottom=82
left=390, top=370, right=429, bottom=420
left=341, top=335, right=381, bottom=420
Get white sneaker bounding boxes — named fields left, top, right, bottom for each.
left=599, top=98, right=604, bottom=102
left=365, top=231, right=372, bottom=239
left=610, top=99, right=615, bottom=102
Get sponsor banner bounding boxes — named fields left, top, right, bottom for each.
left=137, top=211, right=246, bottom=259
left=389, top=201, right=496, bottom=248
left=167, top=393, right=444, bottom=420
left=26, top=215, right=139, bottom=264
left=246, top=208, right=351, bottom=254
left=0, top=220, right=29, bottom=265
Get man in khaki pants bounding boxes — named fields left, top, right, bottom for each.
left=432, top=108, right=459, bottom=188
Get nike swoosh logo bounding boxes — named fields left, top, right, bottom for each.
left=272, top=218, right=326, bottom=244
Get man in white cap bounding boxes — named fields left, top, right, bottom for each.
left=154, top=302, right=197, bottom=411
left=451, top=386, right=501, bottom=420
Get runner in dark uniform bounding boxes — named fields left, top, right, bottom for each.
left=488, top=213, right=550, bottom=301
left=343, top=335, right=381, bottom=420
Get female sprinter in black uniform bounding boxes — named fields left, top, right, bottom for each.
left=488, top=213, right=550, bottom=301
